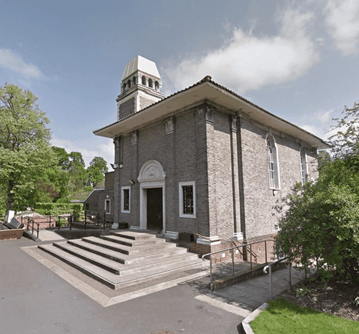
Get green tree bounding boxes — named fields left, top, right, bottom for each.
left=276, top=102, right=359, bottom=284
left=86, top=156, right=108, bottom=187
left=68, top=151, right=87, bottom=192
left=0, top=83, right=56, bottom=212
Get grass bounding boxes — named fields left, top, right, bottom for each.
left=250, top=298, right=359, bottom=334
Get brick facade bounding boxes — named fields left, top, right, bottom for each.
left=94, top=57, right=327, bottom=258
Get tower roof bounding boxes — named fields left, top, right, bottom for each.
left=122, top=55, right=161, bottom=81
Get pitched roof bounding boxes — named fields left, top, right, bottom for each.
left=94, top=76, right=329, bottom=149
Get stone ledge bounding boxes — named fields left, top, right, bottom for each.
left=242, top=303, right=268, bottom=334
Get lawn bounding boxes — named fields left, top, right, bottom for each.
left=250, top=298, right=359, bottom=334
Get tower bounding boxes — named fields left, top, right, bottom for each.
left=116, top=55, right=164, bottom=120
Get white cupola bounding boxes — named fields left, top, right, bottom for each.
left=117, top=56, right=163, bottom=120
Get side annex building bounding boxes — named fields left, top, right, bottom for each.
left=93, top=55, right=328, bottom=255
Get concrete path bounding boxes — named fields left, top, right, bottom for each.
left=37, top=229, right=66, bottom=242
left=0, top=237, right=308, bottom=334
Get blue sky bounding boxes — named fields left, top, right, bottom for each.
left=1, top=0, right=358, bottom=167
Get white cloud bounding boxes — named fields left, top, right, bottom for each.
left=162, top=9, right=319, bottom=94
left=324, top=0, right=359, bottom=56
left=301, top=109, right=337, bottom=140
left=51, top=137, right=114, bottom=169
left=0, top=48, right=43, bottom=79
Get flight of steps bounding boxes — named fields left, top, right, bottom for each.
left=38, top=230, right=207, bottom=290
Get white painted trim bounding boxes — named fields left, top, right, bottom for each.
left=179, top=181, right=196, bottom=218
left=265, top=133, right=281, bottom=190
left=300, top=147, right=308, bottom=185
left=121, top=186, right=131, bottom=213
left=165, top=231, right=179, bottom=240
left=196, top=235, right=220, bottom=245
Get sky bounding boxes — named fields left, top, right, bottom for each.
left=1, top=0, right=358, bottom=167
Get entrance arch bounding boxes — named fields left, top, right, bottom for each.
left=137, top=160, right=166, bottom=232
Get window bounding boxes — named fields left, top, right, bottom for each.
left=148, top=78, right=153, bottom=88
left=85, top=203, right=89, bottom=211
left=132, top=76, right=136, bottom=85
left=179, top=181, right=196, bottom=218
left=142, top=75, right=146, bottom=85
left=300, top=148, right=308, bottom=185
left=155, top=81, right=159, bottom=91
left=267, top=135, right=280, bottom=189
left=104, top=199, right=111, bottom=214
left=121, top=186, right=130, bottom=213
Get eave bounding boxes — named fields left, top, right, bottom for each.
left=94, top=77, right=329, bottom=149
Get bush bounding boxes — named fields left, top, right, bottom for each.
left=276, top=159, right=359, bottom=284
left=35, top=202, right=83, bottom=218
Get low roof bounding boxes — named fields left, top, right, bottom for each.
left=94, top=76, right=329, bottom=149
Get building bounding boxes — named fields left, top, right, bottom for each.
left=94, top=55, right=328, bottom=255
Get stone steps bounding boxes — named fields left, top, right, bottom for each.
left=68, top=239, right=187, bottom=264
left=38, top=231, right=207, bottom=289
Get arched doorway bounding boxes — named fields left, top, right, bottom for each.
left=137, top=160, right=166, bottom=232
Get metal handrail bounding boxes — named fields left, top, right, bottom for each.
left=26, top=219, right=40, bottom=239
left=201, top=238, right=275, bottom=289
left=263, top=257, right=290, bottom=299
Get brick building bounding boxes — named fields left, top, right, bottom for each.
left=94, top=55, right=328, bottom=254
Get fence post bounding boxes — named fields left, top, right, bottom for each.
left=289, top=262, right=292, bottom=288
left=231, top=248, right=235, bottom=276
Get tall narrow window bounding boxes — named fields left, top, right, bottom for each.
left=121, top=186, right=131, bottom=213
left=267, top=135, right=280, bottom=189
left=179, top=182, right=196, bottom=218
left=300, top=148, right=308, bottom=185
left=142, top=76, right=146, bottom=85
left=104, top=199, right=111, bottom=214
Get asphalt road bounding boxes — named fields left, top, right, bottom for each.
left=0, top=238, right=243, bottom=334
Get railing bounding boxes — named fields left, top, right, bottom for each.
left=26, top=219, right=40, bottom=239
left=201, top=238, right=274, bottom=288
left=84, top=211, right=112, bottom=230
left=263, top=257, right=290, bottom=299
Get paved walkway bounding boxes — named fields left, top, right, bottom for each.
left=0, top=234, right=310, bottom=333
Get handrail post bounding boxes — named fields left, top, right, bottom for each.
left=231, top=248, right=235, bottom=276
left=36, top=223, right=39, bottom=239
left=210, top=254, right=213, bottom=290
left=250, top=244, right=253, bottom=270
left=265, top=240, right=268, bottom=263
left=269, top=266, right=272, bottom=299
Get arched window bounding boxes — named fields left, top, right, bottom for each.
left=148, top=78, right=153, bottom=88
left=132, top=76, right=136, bottom=85
left=300, top=148, right=307, bottom=185
left=123, top=83, right=127, bottom=92
left=127, top=79, right=131, bottom=88
left=267, top=135, right=280, bottom=189
left=142, top=76, right=146, bottom=85
left=155, top=81, right=159, bottom=91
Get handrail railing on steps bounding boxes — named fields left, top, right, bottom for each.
left=263, top=257, right=290, bottom=299
left=201, top=238, right=275, bottom=289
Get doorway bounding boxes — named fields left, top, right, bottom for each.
left=146, top=188, right=163, bottom=230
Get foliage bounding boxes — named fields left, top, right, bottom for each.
left=87, top=156, right=108, bottom=187
left=0, top=83, right=57, bottom=212
left=329, top=101, right=359, bottom=165
left=35, top=202, right=83, bottom=217
left=276, top=102, right=359, bottom=284
left=250, top=298, right=359, bottom=334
